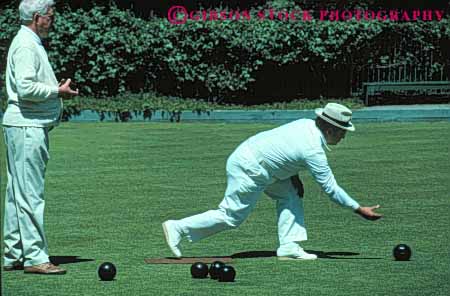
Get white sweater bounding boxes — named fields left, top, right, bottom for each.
left=2, top=26, right=61, bottom=127
left=246, top=119, right=360, bottom=210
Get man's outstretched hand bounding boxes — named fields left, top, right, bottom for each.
left=355, top=205, right=382, bottom=221
left=58, top=78, right=79, bottom=98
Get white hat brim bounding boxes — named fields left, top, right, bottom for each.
left=315, top=108, right=355, bottom=131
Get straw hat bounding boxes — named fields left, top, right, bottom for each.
left=315, top=103, right=355, bottom=131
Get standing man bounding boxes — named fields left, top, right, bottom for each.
left=163, top=103, right=382, bottom=260
left=2, top=0, right=78, bottom=274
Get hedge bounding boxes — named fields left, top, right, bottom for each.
left=59, top=93, right=364, bottom=122
left=1, top=3, right=449, bottom=101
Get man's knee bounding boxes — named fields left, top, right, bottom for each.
left=220, top=209, right=246, bottom=228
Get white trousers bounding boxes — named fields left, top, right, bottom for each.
left=177, top=142, right=307, bottom=247
left=3, top=126, right=50, bottom=267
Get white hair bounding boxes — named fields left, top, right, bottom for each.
left=19, top=0, right=55, bottom=21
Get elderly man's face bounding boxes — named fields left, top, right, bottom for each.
left=35, top=7, right=55, bottom=38
left=326, top=128, right=347, bottom=145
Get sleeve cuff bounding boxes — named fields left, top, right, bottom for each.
left=50, top=86, right=59, bottom=99
left=350, top=202, right=360, bottom=211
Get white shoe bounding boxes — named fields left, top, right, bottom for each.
left=162, top=220, right=183, bottom=258
left=277, top=245, right=318, bottom=260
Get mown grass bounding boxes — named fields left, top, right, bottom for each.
left=1, top=121, right=449, bottom=296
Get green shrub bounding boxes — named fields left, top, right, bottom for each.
left=1, top=3, right=449, bottom=101
left=0, top=6, right=20, bottom=90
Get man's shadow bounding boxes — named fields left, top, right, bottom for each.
left=49, top=256, right=95, bottom=265
left=231, top=250, right=382, bottom=260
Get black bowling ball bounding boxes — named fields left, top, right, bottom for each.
left=218, top=265, right=236, bottom=282
left=209, top=261, right=225, bottom=280
left=393, top=244, right=412, bottom=261
left=98, top=262, right=117, bottom=281
left=190, top=262, right=208, bottom=278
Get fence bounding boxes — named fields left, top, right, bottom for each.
left=351, top=34, right=450, bottom=104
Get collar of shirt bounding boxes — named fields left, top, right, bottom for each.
left=316, top=125, right=332, bottom=152
left=21, top=25, right=42, bottom=46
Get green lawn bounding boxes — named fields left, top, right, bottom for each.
left=1, top=121, right=449, bottom=296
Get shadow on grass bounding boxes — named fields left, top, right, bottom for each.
left=231, top=251, right=276, bottom=258
left=231, top=250, right=382, bottom=260
left=306, top=250, right=382, bottom=260
left=49, top=256, right=95, bottom=265
left=166, top=256, right=231, bottom=260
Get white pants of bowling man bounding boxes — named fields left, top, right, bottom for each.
left=163, top=142, right=317, bottom=260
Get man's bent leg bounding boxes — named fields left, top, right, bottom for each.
left=265, top=178, right=307, bottom=245
left=162, top=158, right=265, bottom=257
left=178, top=171, right=263, bottom=242
left=265, top=179, right=316, bottom=259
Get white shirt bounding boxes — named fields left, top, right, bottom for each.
left=246, top=119, right=360, bottom=210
